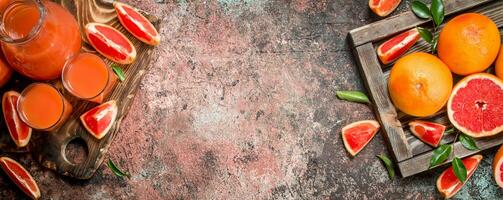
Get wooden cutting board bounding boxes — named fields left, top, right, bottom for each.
left=0, top=0, right=160, bottom=179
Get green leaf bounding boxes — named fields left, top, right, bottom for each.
left=431, top=0, right=445, bottom=26
left=336, top=91, right=370, bottom=104
left=417, top=27, right=433, bottom=44
left=112, top=65, right=125, bottom=82
left=377, top=154, right=395, bottom=179
left=459, top=134, right=479, bottom=151
left=431, top=35, right=439, bottom=53
left=411, top=1, right=431, bottom=19
left=452, top=157, right=467, bottom=183
left=107, top=159, right=131, bottom=179
left=430, top=144, right=452, bottom=168
left=444, top=127, right=455, bottom=135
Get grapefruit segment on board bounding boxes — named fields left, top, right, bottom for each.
left=436, top=155, right=482, bottom=199
left=0, top=156, right=40, bottom=199
left=369, top=0, right=401, bottom=17
left=377, top=28, right=420, bottom=65
left=408, top=120, right=445, bottom=147
left=342, top=120, right=380, bottom=156
left=493, top=145, right=503, bottom=188
left=114, top=2, right=160, bottom=46
left=80, top=100, right=118, bottom=139
left=447, top=73, right=503, bottom=138
left=2, top=91, right=32, bottom=147
left=85, top=23, right=137, bottom=64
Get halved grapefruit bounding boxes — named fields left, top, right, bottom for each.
left=369, top=0, right=401, bottom=17
left=409, top=120, right=445, bottom=147
left=342, top=120, right=380, bottom=156
left=447, top=73, right=503, bottom=138
left=0, top=156, right=40, bottom=199
left=85, top=23, right=137, bottom=64
left=493, top=145, right=503, bottom=188
left=80, top=100, right=118, bottom=139
left=436, top=154, right=482, bottom=199
left=377, top=28, right=420, bottom=65
left=2, top=91, right=32, bottom=147
left=114, top=2, right=160, bottom=46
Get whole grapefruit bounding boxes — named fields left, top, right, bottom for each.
left=437, top=13, right=501, bottom=75
left=388, top=52, right=452, bottom=117
left=496, top=45, right=503, bottom=79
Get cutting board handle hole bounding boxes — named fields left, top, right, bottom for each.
left=64, top=137, right=89, bottom=165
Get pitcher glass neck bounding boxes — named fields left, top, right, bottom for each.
left=0, top=0, right=46, bottom=44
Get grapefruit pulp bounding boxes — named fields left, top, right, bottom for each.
left=377, top=28, right=420, bottom=65
left=85, top=23, right=136, bottom=64
left=436, top=155, right=482, bottom=199
left=2, top=91, right=32, bottom=147
left=80, top=100, right=118, bottom=139
left=369, top=0, right=401, bottom=17
left=0, top=156, right=40, bottom=199
left=447, top=73, right=503, bottom=138
left=114, top=2, right=160, bottom=46
left=408, top=120, right=445, bottom=147
left=342, top=120, right=380, bottom=156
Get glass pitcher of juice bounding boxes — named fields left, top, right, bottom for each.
left=0, top=0, right=81, bottom=80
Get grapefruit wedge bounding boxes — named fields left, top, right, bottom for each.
left=447, top=73, right=503, bottom=138
left=80, top=100, right=118, bottom=139
left=408, top=120, right=445, bottom=147
left=2, top=91, right=32, bottom=147
left=437, top=155, right=482, bottom=199
left=114, top=2, right=160, bottom=46
left=493, top=145, right=503, bottom=188
left=342, top=120, right=380, bottom=156
left=85, top=23, right=137, bottom=64
left=0, top=156, right=40, bottom=199
left=369, top=0, right=401, bottom=17
left=377, top=28, right=419, bottom=65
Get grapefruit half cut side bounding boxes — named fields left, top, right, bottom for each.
left=377, top=28, right=419, bottom=65
left=114, top=2, right=160, bottom=46
left=80, top=100, right=118, bottom=139
left=436, top=154, right=482, bottom=199
left=342, top=120, right=380, bottom=156
left=493, top=145, right=503, bottom=188
left=0, top=156, right=40, bottom=199
left=85, top=23, right=137, bottom=64
left=369, top=0, right=401, bottom=17
left=2, top=91, right=32, bottom=147
left=408, top=120, right=445, bottom=147
left=447, top=73, right=503, bottom=138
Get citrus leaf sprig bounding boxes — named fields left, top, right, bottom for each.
left=410, top=0, right=445, bottom=53
left=377, top=154, right=395, bottom=179
left=336, top=91, right=370, bottom=104
left=107, top=159, right=131, bottom=179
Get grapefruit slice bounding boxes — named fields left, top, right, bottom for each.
left=447, top=73, right=503, bottom=138
left=342, top=120, right=380, bottom=156
left=0, top=156, right=40, bottom=199
left=408, top=120, right=445, bottom=147
left=493, top=145, right=503, bottom=188
left=85, top=23, right=137, bottom=64
left=80, top=100, right=118, bottom=139
left=377, top=28, right=419, bottom=65
left=369, top=0, right=401, bottom=17
left=436, top=154, right=482, bottom=199
left=114, top=2, right=160, bottom=46
left=2, top=91, right=32, bottom=147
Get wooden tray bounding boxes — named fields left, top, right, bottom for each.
left=349, top=0, right=503, bottom=177
left=0, top=0, right=159, bottom=179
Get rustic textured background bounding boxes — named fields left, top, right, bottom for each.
left=1, top=0, right=503, bottom=199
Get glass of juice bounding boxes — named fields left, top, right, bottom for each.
left=0, top=0, right=81, bottom=80
left=17, top=83, right=73, bottom=131
left=62, top=53, right=117, bottom=103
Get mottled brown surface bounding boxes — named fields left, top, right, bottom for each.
left=1, top=0, right=502, bottom=199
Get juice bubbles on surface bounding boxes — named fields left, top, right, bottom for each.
left=18, top=83, right=72, bottom=131
left=0, top=0, right=81, bottom=80
left=62, top=53, right=117, bottom=103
